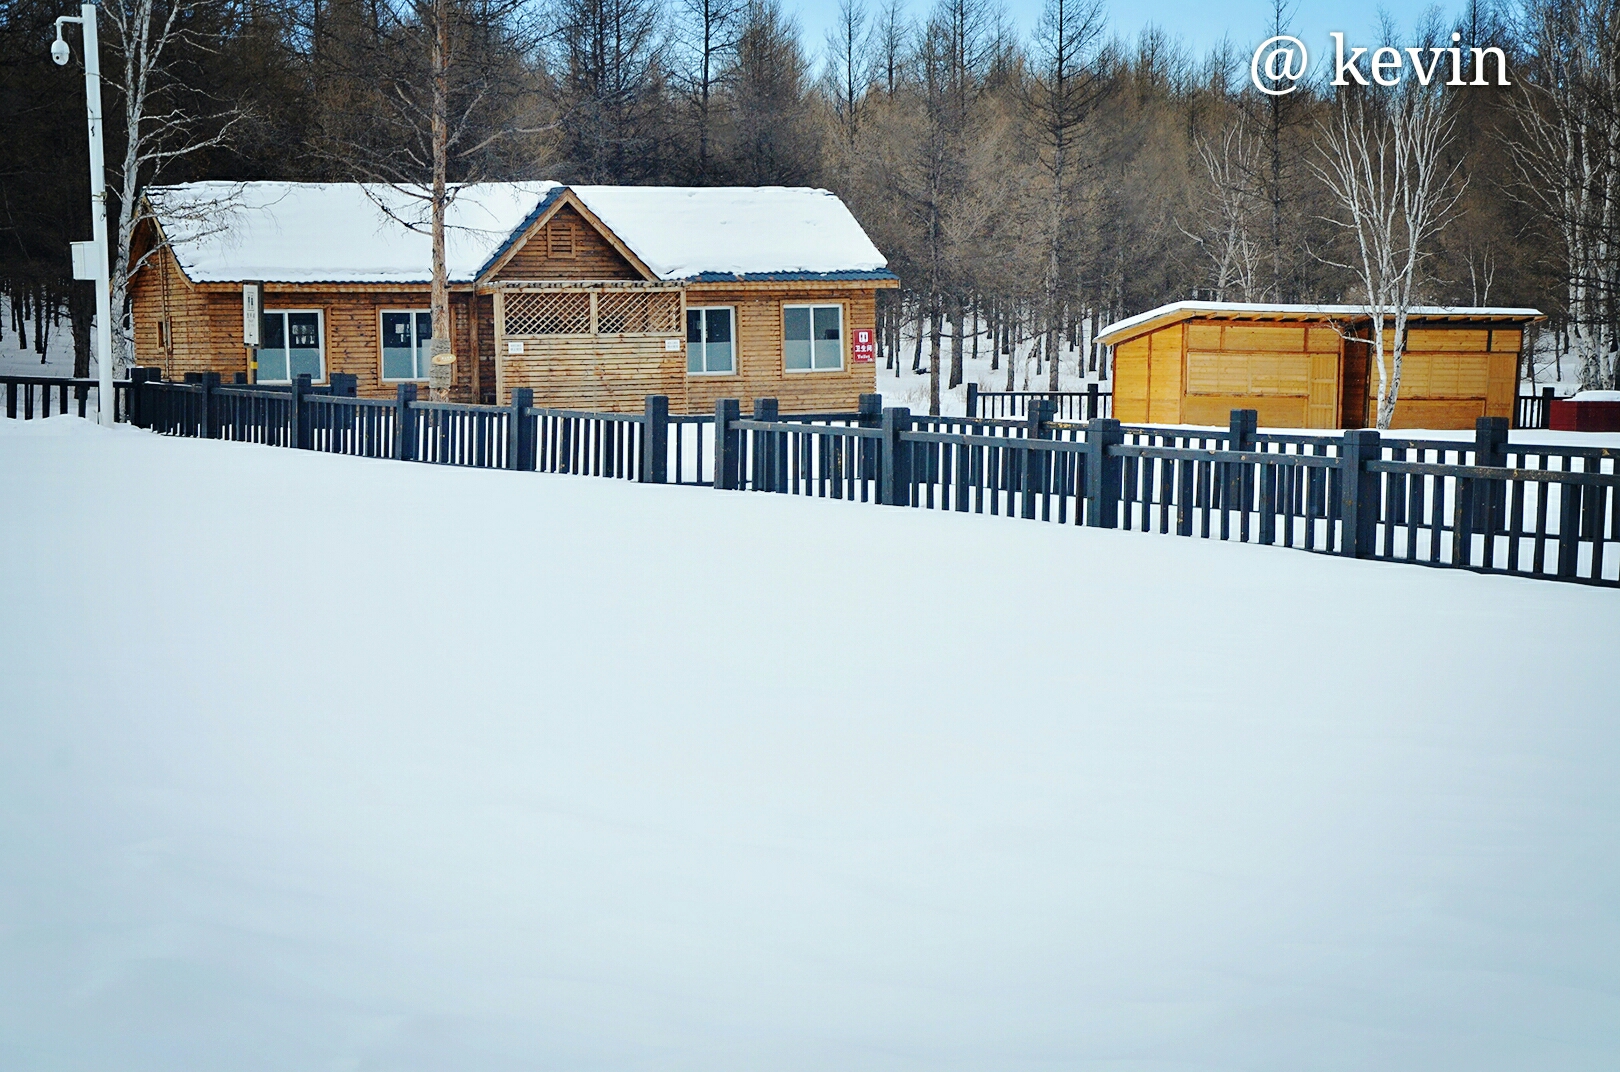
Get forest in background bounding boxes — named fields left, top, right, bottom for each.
left=1, top=0, right=1616, bottom=398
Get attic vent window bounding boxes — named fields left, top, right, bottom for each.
left=548, top=221, right=576, bottom=258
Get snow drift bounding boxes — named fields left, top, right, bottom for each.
left=1, top=417, right=1617, bottom=1071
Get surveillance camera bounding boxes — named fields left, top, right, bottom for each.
left=51, top=37, right=70, bottom=65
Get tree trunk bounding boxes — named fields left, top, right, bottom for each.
left=911, top=304, right=925, bottom=374
left=947, top=295, right=963, bottom=390
left=928, top=299, right=942, bottom=415
left=71, top=286, right=93, bottom=378
left=428, top=0, right=452, bottom=401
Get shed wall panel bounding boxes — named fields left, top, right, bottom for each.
left=1113, top=338, right=1150, bottom=422
left=1182, top=395, right=1307, bottom=427
left=1146, top=325, right=1182, bottom=424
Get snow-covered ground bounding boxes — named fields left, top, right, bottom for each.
left=2, top=417, right=1619, bottom=1071
left=877, top=330, right=1110, bottom=417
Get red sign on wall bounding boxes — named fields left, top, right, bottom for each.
left=852, top=328, right=876, bottom=363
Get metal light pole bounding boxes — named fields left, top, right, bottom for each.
left=54, top=2, right=115, bottom=428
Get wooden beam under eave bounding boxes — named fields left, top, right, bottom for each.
left=683, top=277, right=901, bottom=293
left=190, top=281, right=478, bottom=294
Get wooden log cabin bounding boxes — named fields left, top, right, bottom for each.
left=130, top=181, right=899, bottom=412
left=1095, top=301, right=1544, bottom=429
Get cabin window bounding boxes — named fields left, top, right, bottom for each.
left=258, top=310, right=325, bottom=383
left=686, top=307, right=734, bottom=374
left=783, top=304, right=842, bottom=371
left=381, top=309, right=434, bottom=380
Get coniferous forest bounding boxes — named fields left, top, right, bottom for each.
left=1, top=0, right=1617, bottom=392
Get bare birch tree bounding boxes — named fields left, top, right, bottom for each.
left=100, top=0, right=246, bottom=373
left=1508, top=0, right=1620, bottom=390
left=1185, top=116, right=1264, bottom=299
left=1314, top=87, right=1464, bottom=429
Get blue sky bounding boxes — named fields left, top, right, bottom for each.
left=785, top=0, right=1461, bottom=79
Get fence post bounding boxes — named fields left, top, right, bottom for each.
left=200, top=371, right=220, bottom=439
left=127, top=367, right=153, bottom=427
left=858, top=392, right=882, bottom=483
left=642, top=394, right=668, bottom=483
left=509, top=387, right=534, bottom=471
left=966, top=383, right=979, bottom=419
left=181, top=373, right=203, bottom=436
left=1026, top=397, right=1056, bottom=439
left=1540, top=385, right=1554, bottom=429
left=1338, top=428, right=1382, bottom=557
left=1084, top=418, right=1124, bottom=528
left=330, top=372, right=358, bottom=397
left=714, top=398, right=741, bottom=490
left=1225, top=408, right=1257, bottom=512
left=233, top=372, right=248, bottom=385
left=1086, top=382, right=1099, bottom=419
left=880, top=406, right=913, bottom=506
left=1228, top=408, right=1257, bottom=451
left=292, top=374, right=311, bottom=449
left=4, top=380, right=14, bottom=420
left=1022, top=398, right=1057, bottom=519
left=1474, top=415, right=1509, bottom=531
left=752, top=398, right=779, bottom=492
left=395, top=382, right=417, bottom=461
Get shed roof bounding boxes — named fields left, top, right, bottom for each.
left=145, top=181, right=893, bottom=285
left=1095, top=301, right=1545, bottom=347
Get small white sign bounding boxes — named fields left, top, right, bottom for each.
left=507, top=340, right=525, bottom=355
left=70, top=241, right=97, bottom=281
left=664, top=338, right=681, bottom=352
left=242, top=282, right=264, bottom=346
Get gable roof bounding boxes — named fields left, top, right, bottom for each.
left=145, top=181, right=894, bottom=286
left=1095, top=301, right=1545, bottom=347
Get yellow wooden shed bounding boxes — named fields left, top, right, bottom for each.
left=1095, top=302, right=1544, bottom=429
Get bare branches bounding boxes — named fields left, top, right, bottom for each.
left=1313, top=86, right=1465, bottom=428
left=1183, top=117, right=1264, bottom=300
left=102, top=0, right=251, bottom=373
left=1504, top=0, right=1620, bottom=389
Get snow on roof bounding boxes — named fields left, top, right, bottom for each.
left=148, top=181, right=561, bottom=284
left=1096, top=300, right=1545, bottom=346
left=566, top=186, right=889, bottom=280
left=146, top=181, right=891, bottom=285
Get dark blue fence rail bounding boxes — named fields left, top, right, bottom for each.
left=3, top=374, right=132, bottom=421
left=1518, top=388, right=1556, bottom=430
left=966, top=383, right=1112, bottom=421
left=121, top=368, right=1620, bottom=588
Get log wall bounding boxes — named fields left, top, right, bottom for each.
left=128, top=248, right=489, bottom=402
left=493, top=283, right=881, bottom=414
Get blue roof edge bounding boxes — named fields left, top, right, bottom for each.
left=473, top=185, right=568, bottom=280
left=680, top=269, right=899, bottom=282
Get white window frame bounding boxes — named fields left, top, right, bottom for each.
left=782, top=303, right=844, bottom=373
left=257, top=309, right=326, bottom=384
left=379, top=308, right=434, bottom=382
left=686, top=305, right=736, bottom=376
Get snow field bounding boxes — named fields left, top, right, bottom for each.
left=1, top=417, right=1618, bottom=1071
